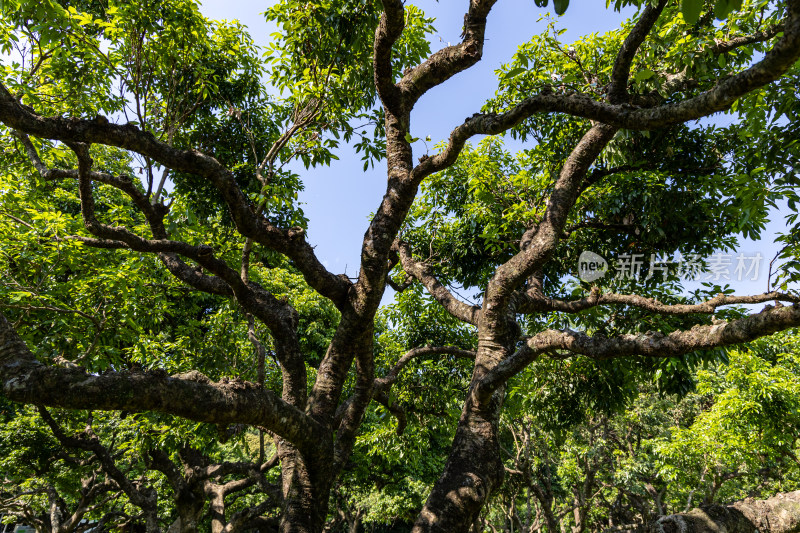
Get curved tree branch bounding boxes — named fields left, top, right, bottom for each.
left=374, top=345, right=477, bottom=393
left=478, top=303, right=800, bottom=399
left=38, top=407, right=160, bottom=529
left=13, top=132, right=251, bottom=299
left=710, top=22, right=785, bottom=55
left=398, top=0, right=499, bottom=110
left=517, top=288, right=800, bottom=315
left=333, top=345, right=475, bottom=442
left=373, top=0, right=405, bottom=116
left=394, top=241, right=482, bottom=325
left=0, top=312, right=324, bottom=456
left=60, top=143, right=309, bottom=405
left=607, top=0, right=668, bottom=104
left=0, top=84, right=351, bottom=308
left=411, top=1, right=800, bottom=183
left=485, top=123, right=618, bottom=314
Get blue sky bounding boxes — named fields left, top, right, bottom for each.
left=197, top=0, right=791, bottom=301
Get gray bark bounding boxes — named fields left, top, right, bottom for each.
left=644, top=491, right=800, bottom=533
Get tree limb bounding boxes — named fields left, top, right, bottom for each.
left=0, top=311, right=324, bottom=455
left=394, top=240, right=481, bottom=325
left=374, top=345, right=477, bottom=393
left=333, top=345, right=474, bottom=440
left=710, top=22, right=785, bottom=55
left=68, top=144, right=308, bottom=405
left=411, top=1, right=800, bottom=183
left=607, top=0, right=668, bottom=104
left=37, top=406, right=158, bottom=523
left=517, top=289, right=800, bottom=315
left=478, top=303, right=800, bottom=399
left=398, top=0, right=499, bottom=110
left=0, top=84, right=351, bottom=307
left=486, top=124, right=618, bottom=314
left=373, top=0, right=405, bottom=115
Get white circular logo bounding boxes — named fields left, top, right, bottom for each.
left=578, top=251, right=608, bottom=282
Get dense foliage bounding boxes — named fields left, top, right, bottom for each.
left=1, top=0, right=799, bottom=532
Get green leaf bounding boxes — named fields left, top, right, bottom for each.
left=714, top=0, right=733, bottom=20
left=553, top=0, right=569, bottom=15
left=505, top=67, right=527, bottom=79
left=633, top=69, right=655, bottom=82
left=681, top=0, right=703, bottom=24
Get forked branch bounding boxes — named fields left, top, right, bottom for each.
left=477, top=303, right=800, bottom=400
left=412, top=0, right=800, bottom=183
left=517, top=289, right=800, bottom=315
left=0, top=312, right=324, bottom=455
left=394, top=241, right=482, bottom=325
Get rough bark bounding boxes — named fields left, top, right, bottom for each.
left=411, top=314, right=518, bottom=533
left=0, top=312, right=322, bottom=454
left=479, top=303, right=800, bottom=397
left=644, top=491, right=800, bottom=533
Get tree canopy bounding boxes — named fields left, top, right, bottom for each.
left=1, top=0, right=800, bottom=532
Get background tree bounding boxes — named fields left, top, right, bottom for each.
left=474, top=332, right=800, bottom=533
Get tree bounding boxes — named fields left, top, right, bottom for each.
left=477, top=332, right=800, bottom=533
left=1, top=0, right=800, bottom=532
left=0, top=126, right=332, bottom=531
left=0, top=405, right=126, bottom=532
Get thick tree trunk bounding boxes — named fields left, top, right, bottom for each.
left=411, top=393, right=505, bottom=533
left=208, top=489, right=226, bottom=533
left=644, top=491, right=800, bottom=533
left=412, top=332, right=512, bottom=533
left=278, top=442, right=333, bottom=533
